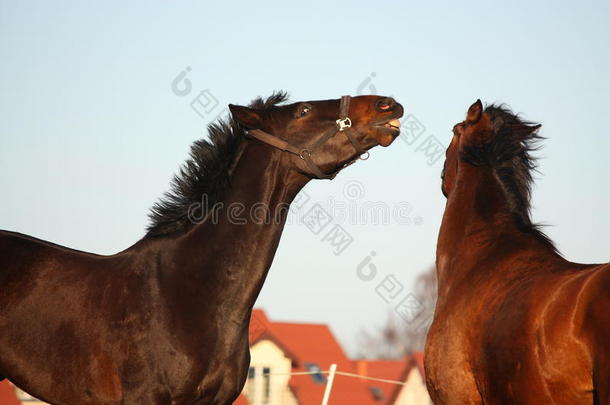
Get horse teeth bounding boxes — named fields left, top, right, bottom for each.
left=388, top=119, right=401, bottom=128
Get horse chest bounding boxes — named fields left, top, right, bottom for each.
left=425, top=298, right=487, bottom=404
left=189, top=324, right=250, bottom=404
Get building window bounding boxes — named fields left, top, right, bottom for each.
left=304, top=363, right=326, bottom=384
left=245, top=367, right=256, bottom=401
left=262, top=367, right=271, bottom=404
left=244, top=366, right=272, bottom=405
left=370, top=386, right=385, bottom=401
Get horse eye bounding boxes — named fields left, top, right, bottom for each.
left=299, top=105, right=311, bottom=117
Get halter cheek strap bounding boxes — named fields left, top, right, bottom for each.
left=245, top=95, right=369, bottom=180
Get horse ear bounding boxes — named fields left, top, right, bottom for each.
left=229, top=104, right=263, bottom=129
left=466, top=99, right=483, bottom=124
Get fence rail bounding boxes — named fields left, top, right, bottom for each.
left=252, top=363, right=408, bottom=405
left=263, top=366, right=406, bottom=385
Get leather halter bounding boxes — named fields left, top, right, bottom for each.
left=246, top=96, right=369, bottom=180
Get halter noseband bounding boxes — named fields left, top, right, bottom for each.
left=246, top=95, right=369, bottom=180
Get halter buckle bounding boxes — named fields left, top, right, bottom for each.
left=359, top=151, right=370, bottom=161
left=336, top=117, right=352, bottom=132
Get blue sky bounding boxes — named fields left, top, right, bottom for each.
left=1, top=0, right=609, bottom=353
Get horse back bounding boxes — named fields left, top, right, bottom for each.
left=0, top=230, right=133, bottom=403
left=0, top=229, right=111, bottom=296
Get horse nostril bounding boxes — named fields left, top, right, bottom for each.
left=376, top=98, right=394, bottom=111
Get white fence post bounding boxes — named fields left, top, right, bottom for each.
left=321, top=363, right=337, bottom=405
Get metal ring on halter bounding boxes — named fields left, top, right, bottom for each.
left=298, top=149, right=312, bottom=161
left=359, top=151, right=370, bottom=160
left=335, top=117, right=352, bottom=132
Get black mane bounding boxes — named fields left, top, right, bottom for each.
left=461, top=104, right=556, bottom=251
left=146, top=91, right=289, bottom=237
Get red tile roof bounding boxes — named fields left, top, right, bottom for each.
left=355, top=353, right=427, bottom=405
left=249, top=309, right=377, bottom=405
left=0, top=381, right=21, bottom=405
left=233, top=393, right=250, bottom=405
left=412, top=351, right=426, bottom=380
left=357, top=359, right=409, bottom=382
left=355, top=358, right=412, bottom=405
left=249, top=309, right=271, bottom=342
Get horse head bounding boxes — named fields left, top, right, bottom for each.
left=229, top=94, right=404, bottom=179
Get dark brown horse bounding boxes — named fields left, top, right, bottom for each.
left=425, top=100, right=610, bottom=404
left=0, top=92, right=404, bottom=405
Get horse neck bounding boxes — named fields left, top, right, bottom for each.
left=168, top=140, right=309, bottom=323
left=436, top=163, right=555, bottom=292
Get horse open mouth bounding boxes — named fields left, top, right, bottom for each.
left=377, top=119, right=401, bottom=135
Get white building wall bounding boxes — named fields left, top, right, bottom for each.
left=244, top=340, right=299, bottom=405
left=13, top=385, right=48, bottom=404
left=393, top=368, right=432, bottom=405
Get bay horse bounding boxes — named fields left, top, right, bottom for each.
left=0, top=92, right=404, bottom=405
left=425, top=100, right=610, bottom=404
